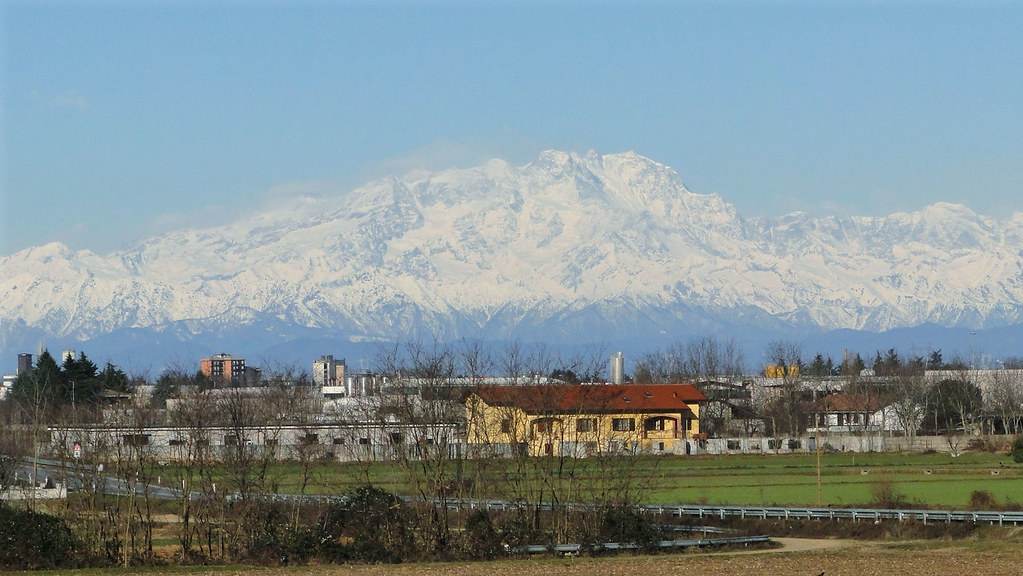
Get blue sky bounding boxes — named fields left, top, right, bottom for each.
left=2, top=1, right=1022, bottom=256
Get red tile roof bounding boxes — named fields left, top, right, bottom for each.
left=472, top=383, right=705, bottom=415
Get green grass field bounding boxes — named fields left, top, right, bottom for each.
left=644, top=452, right=1023, bottom=508
left=149, top=450, right=1023, bottom=510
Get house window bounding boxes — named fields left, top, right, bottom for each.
left=644, top=418, right=667, bottom=431
left=225, top=434, right=239, bottom=446
left=612, top=418, right=635, bottom=432
left=658, top=442, right=665, bottom=451
left=534, top=420, right=548, bottom=433
left=122, top=434, right=150, bottom=447
left=726, top=440, right=740, bottom=450
left=265, top=438, right=278, bottom=447
left=169, top=438, right=186, bottom=447
left=576, top=418, right=596, bottom=432
left=788, top=439, right=801, bottom=450
left=501, top=419, right=512, bottom=433
left=359, top=437, right=370, bottom=445
left=332, top=437, right=345, bottom=445
left=390, top=432, right=404, bottom=444
left=302, top=433, right=319, bottom=445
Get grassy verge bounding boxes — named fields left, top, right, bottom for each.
left=141, top=450, right=1023, bottom=510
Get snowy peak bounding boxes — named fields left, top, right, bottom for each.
left=2, top=150, right=1022, bottom=350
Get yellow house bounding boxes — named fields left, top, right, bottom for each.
left=464, top=383, right=706, bottom=457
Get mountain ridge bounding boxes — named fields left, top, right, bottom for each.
left=3, top=150, right=1023, bottom=370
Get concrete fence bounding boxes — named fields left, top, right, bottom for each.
left=702, top=434, right=1013, bottom=455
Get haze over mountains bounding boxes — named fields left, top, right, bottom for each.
left=3, top=150, right=1022, bottom=373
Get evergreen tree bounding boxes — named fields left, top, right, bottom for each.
left=96, top=362, right=130, bottom=393
left=60, top=352, right=100, bottom=406
left=852, top=354, right=866, bottom=374
left=808, top=353, right=831, bottom=377
left=906, top=355, right=926, bottom=375
left=5, top=350, right=120, bottom=410
left=839, top=352, right=866, bottom=376
left=876, top=348, right=901, bottom=377
left=9, top=350, right=64, bottom=409
left=152, top=371, right=184, bottom=408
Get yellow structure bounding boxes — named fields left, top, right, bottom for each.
left=764, top=364, right=800, bottom=378
left=464, top=383, right=706, bottom=457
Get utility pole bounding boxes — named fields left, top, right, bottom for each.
left=816, top=431, right=822, bottom=507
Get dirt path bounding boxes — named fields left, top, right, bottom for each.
left=770, top=537, right=852, bottom=553
left=683, top=536, right=851, bottom=558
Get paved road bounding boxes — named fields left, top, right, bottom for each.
left=16, top=457, right=188, bottom=500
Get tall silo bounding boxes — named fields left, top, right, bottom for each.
left=611, top=351, right=625, bottom=384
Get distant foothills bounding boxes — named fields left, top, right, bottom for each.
left=3, top=150, right=1023, bottom=373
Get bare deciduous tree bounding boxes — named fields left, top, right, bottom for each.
left=987, top=369, right=1023, bottom=435
left=889, top=369, right=927, bottom=446
left=166, top=379, right=218, bottom=560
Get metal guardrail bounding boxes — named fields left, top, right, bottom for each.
left=637, top=504, right=1023, bottom=526
left=428, top=497, right=1023, bottom=526
left=508, top=535, right=772, bottom=555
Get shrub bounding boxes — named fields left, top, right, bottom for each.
left=0, top=504, right=77, bottom=570
left=490, top=508, right=546, bottom=552
left=246, top=503, right=318, bottom=566
left=868, top=476, right=910, bottom=509
left=314, top=486, right=413, bottom=563
left=969, top=490, right=997, bottom=510
left=1011, top=437, right=1023, bottom=464
left=595, top=505, right=662, bottom=551
left=967, top=438, right=997, bottom=453
left=459, top=509, right=504, bottom=559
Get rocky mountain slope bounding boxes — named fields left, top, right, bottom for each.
left=3, top=150, right=1023, bottom=360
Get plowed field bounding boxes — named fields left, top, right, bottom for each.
left=68, top=538, right=1023, bottom=576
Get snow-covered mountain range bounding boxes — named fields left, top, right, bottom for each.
left=3, top=150, right=1023, bottom=370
